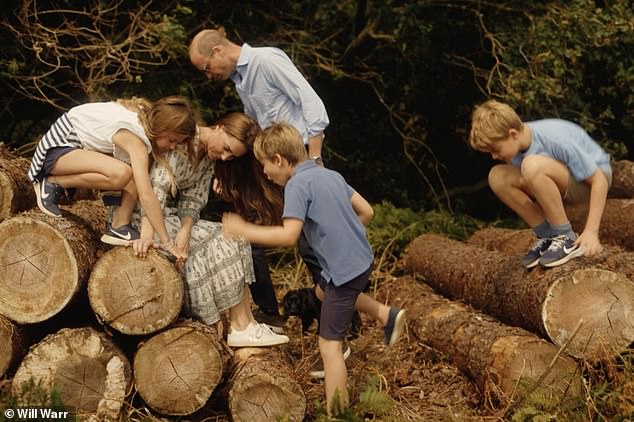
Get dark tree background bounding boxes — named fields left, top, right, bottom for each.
left=1, top=0, right=633, bottom=221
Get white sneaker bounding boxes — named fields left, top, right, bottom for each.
left=227, top=322, right=290, bottom=347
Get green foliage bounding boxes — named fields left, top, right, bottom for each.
left=367, top=201, right=482, bottom=262
left=313, top=375, right=393, bottom=421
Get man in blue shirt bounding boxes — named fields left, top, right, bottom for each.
left=190, top=27, right=331, bottom=335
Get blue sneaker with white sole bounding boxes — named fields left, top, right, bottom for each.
left=33, top=177, right=64, bottom=218
left=521, top=237, right=552, bottom=269
left=538, top=234, right=585, bottom=267
left=100, top=223, right=140, bottom=246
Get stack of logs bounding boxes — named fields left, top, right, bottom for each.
left=0, top=146, right=306, bottom=421
left=398, top=159, right=634, bottom=403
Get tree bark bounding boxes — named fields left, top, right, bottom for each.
left=566, top=199, right=634, bottom=250
left=403, top=234, right=634, bottom=359
left=0, top=201, right=107, bottom=324
left=12, top=327, right=131, bottom=421
left=133, top=320, right=224, bottom=416
left=0, top=150, right=98, bottom=220
left=226, top=347, right=306, bottom=422
left=0, top=314, right=26, bottom=377
left=380, top=276, right=580, bottom=402
left=88, top=246, right=183, bottom=335
left=0, top=147, right=34, bottom=221
left=609, top=160, right=634, bottom=198
left=468, top=227, right=634, bottom=290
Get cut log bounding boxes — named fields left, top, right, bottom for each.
left=609, top=160, right=634, bottom=198
left=133, top=320, right=223, bottom=416
left=404, top=234, right=634, bottom=359
left=12, top=327, right=131, bottom=420
left=379, top=276, right=580, bottom=402
left=468, top=227, right=634, bottom=288
left=0, top=147, right=34, bottom=221
left=226, top=347, right=306, bottom=422
left=0, top=201, right=107, bottom=324
left=0, top=314, right=26, bottom=377
left=88, top=247, right=183, bottom=335
left=566, top=199, right=634, bottom=251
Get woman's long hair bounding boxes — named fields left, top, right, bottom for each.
left=212, top=113, right=283, bottom=225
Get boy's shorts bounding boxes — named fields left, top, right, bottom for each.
left=40, top=146, right=77, bottom=178
left=318, top=265, right=372, bottom=341
left=564, top=169, right=612, bottom=204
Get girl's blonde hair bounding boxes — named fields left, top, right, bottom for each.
left=254, top=123, right=307, bottom=165
left=469, top=100, right=523, bottom=152
left=118, top=95, right=199, bottom=196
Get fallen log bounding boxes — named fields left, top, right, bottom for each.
left=468, top=227, right=634, bottom=288
left=12, top=327, right=131, bottom=421
left=88, top=246, right=183, bottom=335
left=404, top=234, right=634, bottom=359
left=379, top=276, right=580, bottom=402
left=0, top=148, right=98, bottom=220
left=133, top=320, right=223, bottom=416
left=566, top=199, right=634, bottom=250
left=0, top=314, right=26, bottom=377
left=0, top=201, right=107, bottom=324
left=609, top=160, right=634, bottom=198
left=0, top=146, right=34, bottom=221
left=226, top=347, right=306, bottom=422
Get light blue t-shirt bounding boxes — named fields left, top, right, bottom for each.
left=283, top=160, right=374, bottom=286
left=511, top=119, right=611, bottom=181
left=231, top=44, right=330, bottom=144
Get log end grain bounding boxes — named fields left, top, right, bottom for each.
left=0, top=217, right=79, bottom=323
left=133, top=321, right=223, bottom=416
left=228, top=348, right=306, bottom=422
left=12, top=327, right=131, bottom=420
left=88, top=247, right=183, bottom=335
left=542, top=268, right=634, bottom=360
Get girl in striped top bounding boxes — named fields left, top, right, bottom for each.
left=27, top=96, right=197, bottom=261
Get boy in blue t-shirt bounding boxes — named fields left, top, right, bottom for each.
left=222, top=122, right=406, bottom=413
left=469, top=100, right=612, bottom=268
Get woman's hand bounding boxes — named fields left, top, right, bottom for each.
left=174, top=227, right=192, bottom=256
left=161, top=240, right=188, bottom=263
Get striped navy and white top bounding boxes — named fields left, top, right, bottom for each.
left=27, top=102, right=152, bottom=182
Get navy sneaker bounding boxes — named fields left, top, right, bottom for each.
left=33, top=177, right=64, bottom=217
left=538, top=234, right=585, bottom=268
left=521, top=237, right=552, bottom=269
left=100, top=223, right=140, bottom=245
left=384, top=307, right=406, bottom=347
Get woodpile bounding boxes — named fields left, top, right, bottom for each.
left=403, top=234, right=634, bottom=359
left=0, top=153, right=303, bottom=420
left=381, top=276, right=581, bottom=402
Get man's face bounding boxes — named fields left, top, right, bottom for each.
left=191, top=46, right=233, bottom=81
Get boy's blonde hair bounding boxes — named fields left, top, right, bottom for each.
left=469, top=100, right=524, bottom=152
left=254, top=123, right=307, bottom=165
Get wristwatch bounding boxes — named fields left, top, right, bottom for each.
left=310, top=156, right=322, bottom=164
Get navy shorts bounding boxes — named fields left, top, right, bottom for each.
left=40, top=146, right=77, bottom=178
left=318, top=264, right=372, bottom=341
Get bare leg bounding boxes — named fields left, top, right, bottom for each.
left=228, top=290, right=254, bottom=331
left=48, top=149, right=133, bottom=189
left=320, top=337, right=347, bottom=413
left=521, top=155, right=571, bottom=226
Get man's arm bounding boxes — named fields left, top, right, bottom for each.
left=222, top=213, right=304, bottom=248
left=307, top=132, right=324, bottom=161
left=351, top=191, right=374, bottom=226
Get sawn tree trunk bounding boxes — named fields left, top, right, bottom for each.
left=403, top=234, right=634, bottom=359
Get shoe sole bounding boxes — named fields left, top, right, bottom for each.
left=388, top=309, right=406, bottom=347
left=100, top=234, right=133, bottom=246
left=540, top=247, right=585, bottom=268
left=227, top=337, right=289, bottom=348
left=522, top=258, right=541, bottom=269
left=33, top=182, right=62, bottom=218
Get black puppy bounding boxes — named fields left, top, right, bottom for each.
left=282, top=287, right=362, bottom=339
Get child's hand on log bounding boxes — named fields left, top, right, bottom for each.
left=132, top=238, right=157, bottom=258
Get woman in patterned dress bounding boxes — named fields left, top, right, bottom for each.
left=132, top=112, right=289, bottom=347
